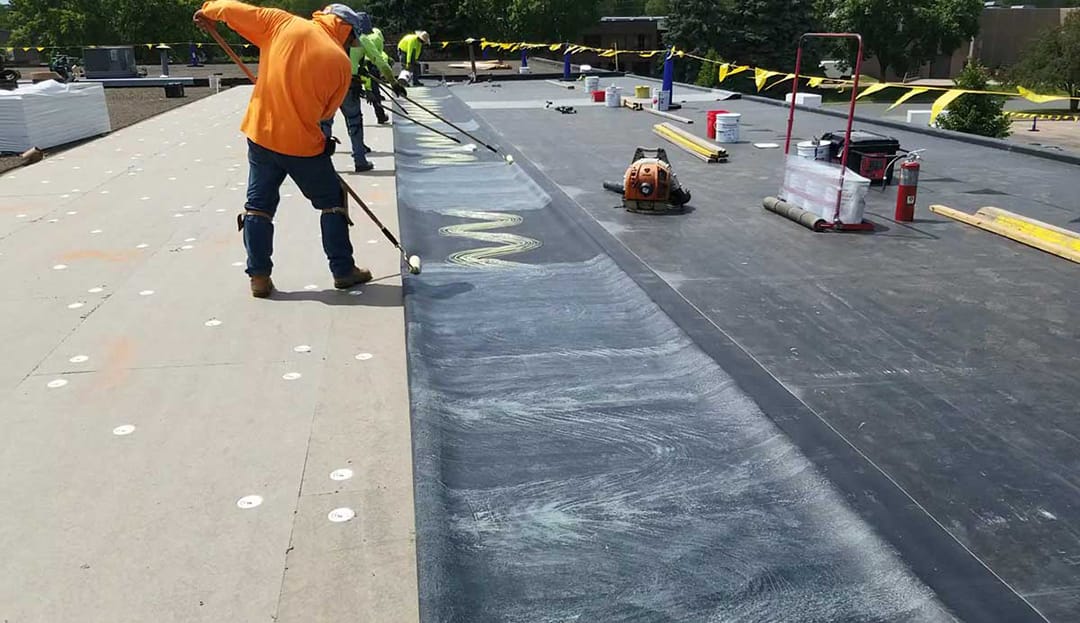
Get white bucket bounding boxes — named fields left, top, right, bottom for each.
left=209, top=74, right=221, bottom=93
left=715, top=112, right=740, bottom=143
left=796, top=140, right=829, bottom=160
left=655, top=90, right=671, bottom=112
left=605, top=85, right=621, bottom=108
left=584, top=76, right=599, bottom=94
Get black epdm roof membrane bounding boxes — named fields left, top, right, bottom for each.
left=396, top=81, right=1077, bottom=622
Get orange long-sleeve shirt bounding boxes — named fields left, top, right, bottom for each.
left=201, top=0, right=352, bottom=157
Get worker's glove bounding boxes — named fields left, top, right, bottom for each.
left=349, top=75, right=365, bottom=99
left=365, top=88, right=379, bottom=106
left=391, top=82, right=407, bottom=98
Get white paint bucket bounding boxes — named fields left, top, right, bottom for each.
left=584, top=76, right=599, bottom=94
left=605, top=85, right=621, bottom=108
left=715, top=112, right=741, bottom=143
left=796, top=140, right=830, bottom=160
left=209, top=74, right=221, bottom=93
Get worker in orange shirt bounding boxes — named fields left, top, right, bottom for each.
left=193, top=1, right=373, bottom=298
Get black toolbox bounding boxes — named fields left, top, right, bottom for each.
left=821, top=130, right=901, bottom=185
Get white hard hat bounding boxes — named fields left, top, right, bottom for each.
left=417, top=30, right=430, bottom=45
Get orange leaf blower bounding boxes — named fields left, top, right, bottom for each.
left=603, top=148, right=691, bottom=214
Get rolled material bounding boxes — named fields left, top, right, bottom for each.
left=763, top=196, right=826, bottom=231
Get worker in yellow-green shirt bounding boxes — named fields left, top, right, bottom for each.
left=322, top=22, right=403, bottom=172
left=358, top=27, right=393, bottom=125
left=397, top=30, right=428, bottom=86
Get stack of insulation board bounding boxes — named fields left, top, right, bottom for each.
left=781, top=156, right=870, bottom=223
left=0, top=81, right=111, bottom=153
left=652, top=122, right=728, bottom=163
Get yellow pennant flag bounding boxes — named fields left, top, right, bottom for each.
left=638, top=50, right=658, bottom=58
left=754, top=68, right=779, bottom=92
left=549, top=43, right=562, bottom=52
left=718, top=63, right=730, bottom=83
left=441, top=41, right=449, bottom=49
left=764, top=74, right=796, bottom=91
left=807, top=77, right=824, bottom=88
left=887, top=87, right=929, bottom=111
left=930, top=89, right=965, bottom=123
left=196, top=43, right=203, bottom=48
left=22, top=47, right=30, bottom=51
left=146, top=44, right=154, bottom=49
left=1017, top=86, right=1066, bottom=104
left=600, top=49, right=617, bottom=58
left=856, top=82, right=891, bottom=100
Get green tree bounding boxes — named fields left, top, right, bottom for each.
left=506, top=0, right=599, bottom=42
left=937, top=61, right=1010, bottom=138
left=6, top=0, right=107, bottom=46
left=1010, top=11, right=1080, bottom=112
left=695, top=49, right=721, bottom=87
left=666, top=0, right=818, bottom=72
left=643, top=0, right=669, bottom=15
left=828, top=0, right=982, bottom=80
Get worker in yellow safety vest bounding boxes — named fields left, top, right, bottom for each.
left=322, top=22, right=401, bottom=172
left=397, top=30, right=429, bottom=86
left=358, top=27, right=394, bottom=125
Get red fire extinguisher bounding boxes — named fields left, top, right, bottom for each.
left=894, top=151, right=923, bottom=222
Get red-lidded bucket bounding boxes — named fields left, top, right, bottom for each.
left=592, top=90, right=605, bottom=103
left=706, top=109, right=730, bottom=140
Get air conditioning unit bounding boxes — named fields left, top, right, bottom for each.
left=83, top=46, right=138, bottom=79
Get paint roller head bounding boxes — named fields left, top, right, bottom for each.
left=407, top=255, right=422, bottom=275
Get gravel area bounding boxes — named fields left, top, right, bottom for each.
left=0, top=85, right=222, bottom=175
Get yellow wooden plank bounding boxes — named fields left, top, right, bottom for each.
left=976, top=207, right=1080, bottom=252
left=930, top=205, right=1080, bottom=264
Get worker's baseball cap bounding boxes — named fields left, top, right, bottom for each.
left=417, top=30, right=431, bottom=44
left=323, top=4, right=373, bottom=36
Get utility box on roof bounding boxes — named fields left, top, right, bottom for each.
left=821, top=130, right=901, bottom=185
left=83, top=46, right=138, bottom=79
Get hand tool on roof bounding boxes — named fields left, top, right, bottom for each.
left=204, top=24, right=422, bottom=274
left=602, top=147, right=692, bottom=214
left=545, top=101, right=577, bottom=114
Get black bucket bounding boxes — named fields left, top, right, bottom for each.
left=164, top=83, right=185, bottom=98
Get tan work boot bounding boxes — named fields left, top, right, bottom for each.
left=334, top=266, right=373, bottom=290
left=250, top=275, right=274, bottom=298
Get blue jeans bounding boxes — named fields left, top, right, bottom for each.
left=320, top=86, right=368, bottom=168
left=244, top=139, right=355, bottom=278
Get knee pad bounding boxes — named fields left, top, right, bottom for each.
left=237, top=209, right=273, bottom=231
left=320, top=206, right=354, bottom=227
